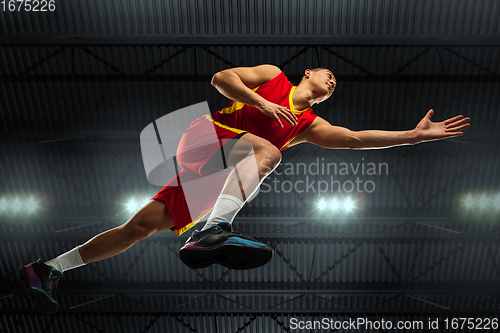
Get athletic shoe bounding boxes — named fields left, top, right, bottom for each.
left=17, top=258, right=63, bottom=314
left=179, top=222, right=273, bottom=270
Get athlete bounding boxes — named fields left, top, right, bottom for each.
left=17, top=65, right=471, bottom=314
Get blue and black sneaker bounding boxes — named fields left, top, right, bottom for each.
left=179, top=222, right=273, bottom=270
left=17, top=258, right=63, bottom=314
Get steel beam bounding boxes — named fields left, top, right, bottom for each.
left=1, top=74, right=498, bottom=82
left=1, top=34, right=499, bottom=46
left=5, top=281, right=500, bottom=296
left=2, top=308, right=499, bottom=315
left=1, top=232, right=498, bottom=241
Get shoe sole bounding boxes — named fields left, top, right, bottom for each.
left=17, top=265, right=58, bottom=314
left=179, top=243, right=273, bottom=270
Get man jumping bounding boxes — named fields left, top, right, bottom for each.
left=17, top=64, right=471, bottom=314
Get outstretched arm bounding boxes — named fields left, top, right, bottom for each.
left=211, top=65, right=298, bottom=127
left=301, top=109, right=470, bottom=149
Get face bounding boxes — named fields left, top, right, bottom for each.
left=305, top=69, right=336, bottom=103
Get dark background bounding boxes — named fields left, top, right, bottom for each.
left=1, top=0, right=499, bottom=332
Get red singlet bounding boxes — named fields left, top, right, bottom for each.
left=211, top=71, right=317, bottom=151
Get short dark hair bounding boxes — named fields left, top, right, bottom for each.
left=301, top=67, right=335, bottom=81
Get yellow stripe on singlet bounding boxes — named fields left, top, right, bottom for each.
left=202, top=114, right=246, bottom=134
left=289, top=86, right=311, bottom=115
left=281, top=135, right=299, bottom=150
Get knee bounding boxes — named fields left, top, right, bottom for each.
left=122, top=220, right=156, bottom=242
left=258, top=144, right=281, bottom=173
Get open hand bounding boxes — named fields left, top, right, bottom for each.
left=414, top=109, right=471, bottom=143
left=258, top=101, right=298, bottom=128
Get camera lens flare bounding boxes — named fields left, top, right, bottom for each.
left=26, top=197, right=37, bottom=213
left=127, top=199, right=137, bottom=212
left=478, top=195, right=489, bottom=209
left=0, top=198, right=7, bottom=211
left=12, top=198, right=22, bottom=212
left=343, top=198, right=355, bottom=212
left=330, top=198, right=340, bottom=211
left=463, top=195, right=474, bottom=208
left=317, top=198, right=327, bottom=211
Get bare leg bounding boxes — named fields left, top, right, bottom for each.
left=63, top=134, right=279, bottom=266
left=199, top=133, right=281, bottom=231
left=78, top=199, right=175, bottom=264
left=19, top=199, right=176, bottom=314
left=221, top=133, right=281, bottom=201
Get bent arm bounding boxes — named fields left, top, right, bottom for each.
left=211, top=64, right=281, bottom=109
left=211, top=64, right=298, bottom=127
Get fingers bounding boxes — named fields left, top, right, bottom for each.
left=277, top=107, right=298, bottom=127
left=446, top=117, right=470, bottom=133
left=272, top=114, right=284, bottom=128
left=444, top=118, right=471, bottom=137
left=444, top=115, right=464, bottom=125
left=444, top=132, right=464, bottom=138
left=263, top=103, right=298, bottom=127
left=446, top=116, right=470, bottom=128
left=447, top=123, right=471, bottom=132
left=425, top=109, right=434, bottom=119
left=283, top=110, right=298, bottom=126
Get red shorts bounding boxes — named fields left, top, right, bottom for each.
left=152, top=115, right=246, bottom=235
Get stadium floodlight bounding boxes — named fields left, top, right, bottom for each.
left=330, top=198, right=340, bottom=211
left=478, top=195, right=489, bottom=209
left=0, top=198, right=7, bottom=211
left=26, top=197, right=37, bottom=213
left=317, top=198, right=327, bottom=211
left=343, top=197, right=355, bottom=212
left=12, top=198, right=22, bottom=212
left=463, top=195, right=474, bottom=208
left=495, top=194, right=500, bottom=209
left=127, top=199, right=137, bottom=212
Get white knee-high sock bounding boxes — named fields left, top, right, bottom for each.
left=45, top=246, right=86, bottom=272
left=201, top=194, right=244, bottom=231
